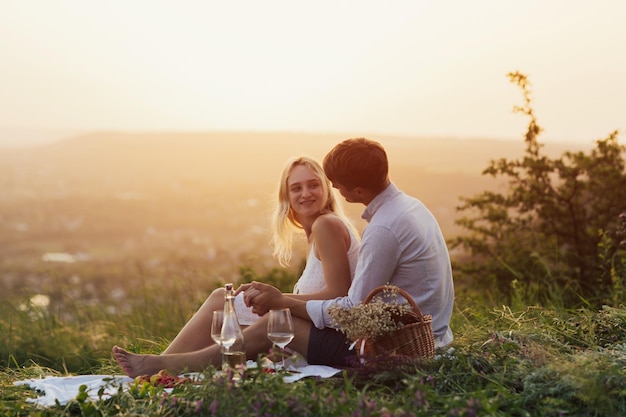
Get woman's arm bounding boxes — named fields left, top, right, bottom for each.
left=287, top=214, right=352, bottom=301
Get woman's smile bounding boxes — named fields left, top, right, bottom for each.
left=288, top=165, right=325, bottom=220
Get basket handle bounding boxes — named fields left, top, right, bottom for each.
left=362, top=285, right=427, bottom=324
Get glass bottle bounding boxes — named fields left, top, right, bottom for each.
left=220, top=283, right=246, bottom=378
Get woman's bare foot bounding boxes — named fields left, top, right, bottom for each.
left=112, top=345, right=167, bottom=378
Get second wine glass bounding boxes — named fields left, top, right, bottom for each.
left=211, top=310, right=224, bottom=347
left=267, top=308, right=295, bottom=369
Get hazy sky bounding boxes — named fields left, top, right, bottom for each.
left=1, top=0, right=624, bottom=144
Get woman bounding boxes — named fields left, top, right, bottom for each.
left=114, top=156, right=359, bottom=373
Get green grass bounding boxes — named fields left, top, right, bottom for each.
left=2, top=274, right=626, bottom=416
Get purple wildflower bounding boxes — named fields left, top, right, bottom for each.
left=209, top=399, right=219, bottom=415
left=194, top=399, right=203, bottom=413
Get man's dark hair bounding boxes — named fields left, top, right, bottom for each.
left=323, top=138, right=389, bottom=192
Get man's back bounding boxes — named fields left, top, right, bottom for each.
left=353, top=183, right=454, bottom=347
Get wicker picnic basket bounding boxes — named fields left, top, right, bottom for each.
left=357, top=285, right=435, bottom=359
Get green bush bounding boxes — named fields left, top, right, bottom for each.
left=452, top=72, right=626, bottom=307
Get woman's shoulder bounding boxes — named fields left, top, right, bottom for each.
left=312, top=212, right=345, bottom=228
left=311, top=213, right=350, bottom=236
left=311, top=213, right=353, bottom=255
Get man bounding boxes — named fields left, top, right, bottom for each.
left=241, top=138, right=454, bottom=366
left=112, top=138, right=454, bottom=375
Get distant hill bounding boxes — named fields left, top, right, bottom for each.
left=0, top=129, right=588, bottom=178
left=0, top=127, right=84, bottom=149
left=0, top=130, right=591, bottom=246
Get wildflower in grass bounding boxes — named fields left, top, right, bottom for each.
left=359, top=396, right=377, bottom=412
left=379, top=407, right=392, bottom=417
left=339, top=391, right=348, bottom=405
left=209, top=399, right=218, bottom=415
left=465, top=398, right=482, bottom=417
left=194, top=399, right=203, bottom=414
left=414, top=390, right=425, bottom=407
left=169, top=396, right=178, bottom=408
left=250, top=400, right=263, bottom=416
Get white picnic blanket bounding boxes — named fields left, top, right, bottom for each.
left=14, top=374, right=133, bottom=407
left=14, top=361, right=341, bottom=407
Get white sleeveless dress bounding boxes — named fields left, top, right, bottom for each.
left=235, top=225, right=360, bottom=325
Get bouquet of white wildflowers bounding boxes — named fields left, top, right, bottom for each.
left=328, top=287, right=415, bottom=342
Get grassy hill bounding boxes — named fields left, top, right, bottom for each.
left=3, top=132, right=625, bottom=417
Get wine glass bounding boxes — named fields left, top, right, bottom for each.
left=267, top=308, right=295, bottom=369
left=211, top=310, right=224, bottom=347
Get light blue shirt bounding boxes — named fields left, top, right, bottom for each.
left=306, top=182, right=454, bottom=348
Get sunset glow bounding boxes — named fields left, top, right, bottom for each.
left=1, top=0, right=624, bottom=145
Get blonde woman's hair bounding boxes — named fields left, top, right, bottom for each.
left=271, top=156, right=356, bottom=267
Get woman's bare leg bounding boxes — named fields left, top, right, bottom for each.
left=163, top=288, right=225, bottom=354
left=113, top=344, right=222, bottom=378
left=113, top=315, right=312, bottom=377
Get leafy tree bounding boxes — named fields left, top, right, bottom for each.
left=451, top=72, right=626, bottom=307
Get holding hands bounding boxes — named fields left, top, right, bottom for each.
left=236, top=282, right=285, bottom=316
